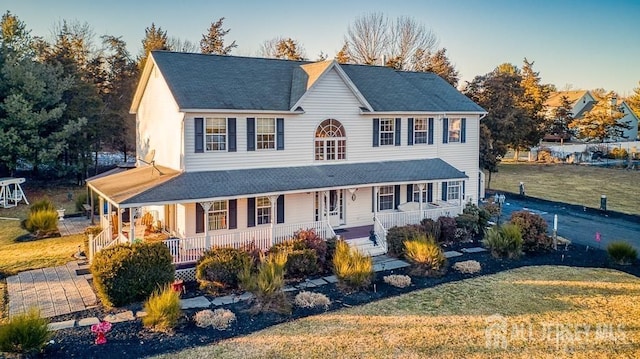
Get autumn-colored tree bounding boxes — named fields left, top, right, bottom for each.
left=138, top=23, right=169, bottom=71
left=627, top=81, right=640, bottom=119
left=569, top=92, right=629, bottom=142
left=200, top=17, right=237, bottom=55
left=259, top=37, right=305, bottom=60
left=335, top=42, right=350, bottom=64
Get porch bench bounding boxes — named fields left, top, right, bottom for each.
left=82, top=204, right=92, bottom=218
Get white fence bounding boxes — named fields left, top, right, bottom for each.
left=377, top=204, right=462, bottom=229
left=88, top=226, right=117, bottom=262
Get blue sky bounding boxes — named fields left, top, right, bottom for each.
left=5, top=0, right=640, bottom=95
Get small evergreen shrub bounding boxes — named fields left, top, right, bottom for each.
left=332, top=240, right=373, bottom=291
left=421, top=218, right=441, bottom=240
left=437, top=216, right=457, bottom=243
left=403, top=235, right=447, bottom=277
left=194, top=309, right=236, bottom=330
left=142, top=286, right=182, bottom=333
left=240, top=252, right=290, bottom=314
left=293, top=229, right=328, bottom=269
left=196, top=247, right=252, bottom=294
left=482, top=224, right=523, bottom=259
left=607, top=241, right=637, bottom=265
left=386, top=225, right=424, bottom=258
left=383, top=274, right=412, bottom=288
left=294, top=291, right=331, bottom=309
left=270, top=229, right=328, bottom=275
left=325, top=236, right=338, bottom=267
left=284, top=249, right=319, bottom=278
left=0, top=308, right=51, bottom=357
left=453, top=260, right=482, bottom=274
left=510, top=211, right=553, bottom=252
left=91, top=242, right=175, bottom=307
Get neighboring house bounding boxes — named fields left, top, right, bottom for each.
left=544, top=90, right=639, bottom=142
left=87, top=51, right=485, bottom=262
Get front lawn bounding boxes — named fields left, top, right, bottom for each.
left=157, top=266, right=640, bottom=358
left=487, top=163, right=640, bottom=215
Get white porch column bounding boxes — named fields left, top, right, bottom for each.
left=268, top=195, right=279, bottom=246
left=98, top=197, right=104, bottom=227
left=199, top=202, right=213, bottom=249
left=117, top=208, right=124, bottom=243
left=373, top=186, right=379, bottom=220
left=418, top=183, right=426, bottom=215
left=129, top=207, right=138, bottom=243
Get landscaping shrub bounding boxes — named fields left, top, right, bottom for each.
left=332, top=240, right=373, bottom=291
left=420, top=218, right=441, bottom=241
left=325, top=236, right=338, bottom=267
left=386, top=225, right=424, bottom=258
left=482, top=224, right=523, bottom=259
left=0, top=308, right=51, bottom=357
left=293, top=229, right=328, bottom=269
left=196, top=247, right=252, bottom=294
left=91, top=242, right=175, bottom=307
left=284, top=249, right=319, bottom=278
left=456, top=203, right=492, bottom=238
left=240, top=252, right=290, bottom=314
left=509, top=211, right=553, bottom=252
left=383, top=274, right=412, bottom=288
left=294, top=291, right=331, bottom=309
left=194, top=309, right=236, bottom=330
left=609, top=147, right=628, bottom=160
left=142, top=286, right=182, bottom=333
left=437, top=216, right=457, bottom=243
left=24, top=209, right=60, bottom=238
left=607, top=241, right=637, bottom=265
left=403, top=235, right=447, bottom=277
left=453, top=260, right=482, bottom=274
left=270, top=229, right=328, bottom=275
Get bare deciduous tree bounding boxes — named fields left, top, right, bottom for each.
left=345, top=12, right=389, bottom=65
left=168, top=37, right=198, bottom=53
left=389, top=16, right=437, bottom=71
left=258, top=37, right=305, bottom=60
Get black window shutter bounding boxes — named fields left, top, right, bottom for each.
left=228, top=199, right=237, bottom=229
left=247, top=197, right=256, bottom=227
left=462, top=180, right=466, bottom=200
left=247, top=118, right=255, bottom=151
left=394, top=118, right=401, bottom=146
left=228, top=118, right=236, bottom=152
left=406, top=184, right=413, bottom=202
left=372, top=118, right=379, bottom=147
left=428, top=118, right=434, bottom=145
left=407, top=118, right=414, bottom=146
left=441, top=182, right=448, bottom=201
left=195, top=203, right=204, bottom=233
left=461, top=118, right=467, bottom=143
left=427, top=183, right=433, bottom=203
left=442, top=118, right=449, bottom=144
left=276, top=118, right=284, bottom=150
left=195, top=118, right=204, bottom=153
left=394, top=185, right=401, bottom=209
left=276, top=195, right=285, bottom=224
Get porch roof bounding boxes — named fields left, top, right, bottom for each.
left=102, top=158, right=466, bottom=207
left=87, top=165, right=181, bottom=205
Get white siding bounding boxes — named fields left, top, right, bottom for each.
left=345, top=187, right=374, bottom=226
left=137, top=65, right=183, bottom=170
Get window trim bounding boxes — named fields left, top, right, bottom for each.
left=204, top=117, right=227, bottom=152
left=448, top=118, right=462, bottom=143
left=378, top=185, right=395, bottom=211
left=207, top=200, right=228, bottom=230
left=256, top=196, right=271, bottom=225
left=256, top=117, right=276, bottom=150
left=412, top=184, right=428, bottom=203
left=413, top=118, right=428, bottom=145
left=447, top=181, right=461, bottom=201
left=315, top=119, right=347, bottom=161
left=379, top=118, right=395, bottom=146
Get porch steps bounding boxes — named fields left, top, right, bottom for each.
left=347, top=236, right=387, bottom=257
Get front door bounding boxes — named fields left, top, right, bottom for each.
left=315, top=190, right=345, bottom=227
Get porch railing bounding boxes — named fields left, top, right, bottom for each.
left=88, top=226, right=115, bottom=262
left=373, top=217, right=387, bottom=253
left=273, top=221, right=334, bottom=243
left=377, top=204, right=463, bottom=229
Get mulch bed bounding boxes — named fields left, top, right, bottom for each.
left=43, top=242, right=639, bottom=358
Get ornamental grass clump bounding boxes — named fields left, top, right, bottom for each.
left=383, top=274, right=412, bottom=288
left=240, top=251, right=290, bottom=314
left=294, top=291, right=331, bottom=310
left=332, top=240, right=373, bottom=292
left=0, top=308, right=51, bottom=357
left=142, top=286, right=182, bottom=333
left=403, top=235, right=447, bottom=277
left=482, top=224, right=523, bottom=259
left=453, top=260, right=482, bottom=274
left=607, top=241, right=637, bottom=265
left=24, top=199, right=60, bottom=239
left=194, top=309, right=236, bottom=330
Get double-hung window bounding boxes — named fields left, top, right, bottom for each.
left=208, top=200, right=228, bottom=230
left=256, top=118, right=275, bottom=150
left=412, top=184, right=428, bottom=203
left=447, top=181, right=461, bottom=201
left=379, top=118, right=395, bottom=146
left=205, top=118, right=226, bottom=151
left=256, top=196, right=271, bottom=225
left=378, top=186, right=394, bottom=211
left=448, top=118, right=462, bottom=143
left=414, top=118, right=428, bottom=144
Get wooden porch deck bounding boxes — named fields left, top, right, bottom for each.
left=334, top=225, right=374, bottom=240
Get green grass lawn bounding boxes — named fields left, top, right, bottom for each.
left=487, top=163, right=640, bottom=215
left=154, top=266, right=640, bottom=359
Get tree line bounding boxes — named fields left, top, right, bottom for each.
left=1, top=10, right=638, bottom=183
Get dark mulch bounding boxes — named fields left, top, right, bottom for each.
left=42, top=242, right=639, bottom=359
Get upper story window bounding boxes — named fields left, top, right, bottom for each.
left=256, top=196, right=271, bottom=225
left=378, top=185, right=394, bottom=211
left=379, top=118, right=395, bottom=146
left=207, top=200, right=227, bottom=230
left=256, top=118, right=275, bottom=150
left=448, top=118, right=462, bottom=143
left=414, top=118, right=428, bottom=144
left=315, top=119, right=346, bottom=161
left=205, top=118, right=226, bottom=151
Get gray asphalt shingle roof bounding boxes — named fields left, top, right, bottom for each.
left=150, top=51, right=484, bottom=113
left=122, top=158, right=467, bottom=205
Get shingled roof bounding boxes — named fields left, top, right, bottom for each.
left=143, top=51, right=484, bottom=113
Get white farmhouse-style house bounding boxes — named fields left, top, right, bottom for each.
left=87, top=51, right=486, bottom=264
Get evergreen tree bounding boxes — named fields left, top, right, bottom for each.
left=200, top=17, right=236, bottom=55
left=546, top=95, right=574, bottom=144
left=421, top=48, right=459, bottom=87
left=335, top=43, right=350, bottom=64
left=627, top=81, right=640, bottom=118
left=275, top=37, right=304, bottom=60
left=138, top=23, right=168, bottom=71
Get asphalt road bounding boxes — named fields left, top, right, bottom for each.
left=488, top=193, right=640, bottom=251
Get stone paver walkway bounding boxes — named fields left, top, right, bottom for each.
left=59, top=216, right=92, bottom=236
left=6, top=261, right=96, bottom=318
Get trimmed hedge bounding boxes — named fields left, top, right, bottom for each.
left=91, top=242, right=174, bottom=307
left=386, top=225, right=424, bottom=258
left=196, top=247, right=252, bottom=294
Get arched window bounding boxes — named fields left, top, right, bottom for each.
left=315, top=119, right=346, bottom=161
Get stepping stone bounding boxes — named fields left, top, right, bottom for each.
left=210, top=295, right=235, bottom=306
left=461, top=247, right=487, bottom=253
left=283, top=286, right=297, bottom=292
left=296, top=281, right=316, bottom=289
left=48, top=320, right=75, bottom=331
left=180, top=296, right=211, bottom=309
left=235, top=292, right=254, bottom=301
left=323, top=275, right=338, bottom=284
left=136, top=311, right=147, bottom=318
left=308, top=278, right=328, bottom=286
left=443, top=251, right=464, bottom=258
left=77, top=317, right=100, bottom=327
left=104, top=310, right=135, bottom=323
